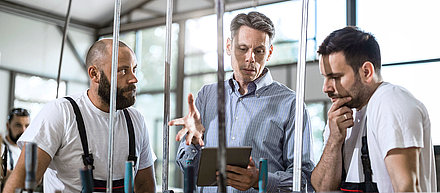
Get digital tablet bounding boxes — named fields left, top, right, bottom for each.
left=197, top=146, right=252, bottom=186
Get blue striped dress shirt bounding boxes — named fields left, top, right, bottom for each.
left=176, top=68, right=315, bottom=192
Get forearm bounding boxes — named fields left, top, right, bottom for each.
left=3, top=156, right=26, bottom=192
left=265, top=161, right=313, bottom=192
left=311, top=141, right=343, bottom=192
left=134, top=167, right=156, bottom=193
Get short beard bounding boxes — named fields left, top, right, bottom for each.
left=8, top=130, right=22, bottom=144
left=98, top=71, right=136, bottom=110
left=345, top=74, right=370, bottom=109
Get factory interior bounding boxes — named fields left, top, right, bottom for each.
left=0, top=0, right=439, bottom=192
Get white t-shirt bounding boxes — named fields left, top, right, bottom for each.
left=324, top=82, right=436, bottom=192
left=1, top=136, right=21, bottom=170
left=18, top=91, right=156, bottom=193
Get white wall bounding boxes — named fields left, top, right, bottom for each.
left=0, top=11, right=94, bottom=83
left=0, top=70, right=10, bottom=136
left=0, top=11, right=94, bottom=133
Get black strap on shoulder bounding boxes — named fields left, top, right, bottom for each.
left=65, top=97, right=94, bottom=169
left=123, top=109, right=137, bottom=165
left=2, top=142, right=8, bottom=177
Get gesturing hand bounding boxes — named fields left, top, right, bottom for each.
left=169, top=93, right=205, bottom=146
left=327, top=97, right=354, bottom=144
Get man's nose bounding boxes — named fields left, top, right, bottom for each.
left=245, top=50, right=255, bottom=63
left=323, top=78, right=334, bottom=93
left=129, top=71, right=138, bottom=84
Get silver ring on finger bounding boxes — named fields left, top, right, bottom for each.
left=344, top=114, right=348, bottom=120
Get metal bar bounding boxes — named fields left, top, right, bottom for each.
left=56, top=26, right=88, bottom=73
left=0, top=0, right=97, bottom=32
left=97, top=0, right=288, bottom=36
left=106, top=0, right=122, bottom=192
left=176, top=21, right=186, bottom=119
left=162, top=0, right=173, bottom=191
left=102, top=0, right=154, bottom=27
left=293, top=0, right=310, bottom=191
left=8, top=71, right=16, bottom=114
left=56, top=0, right=72, bottom=99
left=346, top=0, right=356, bottom=26
left=215, top=0, right=226, bottom=192
left=0, top=66, right=88, bottom=85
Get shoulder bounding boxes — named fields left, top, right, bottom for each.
left=369, top=82, right=424, bottom=111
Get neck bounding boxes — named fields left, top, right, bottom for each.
left=356, top=81, right=383, bottom=111
left=237, top=81, right=250, bottom=95
left=87, top=89, right=110, bottom=113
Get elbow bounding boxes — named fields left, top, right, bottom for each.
left=393, top=178, right=421, bottom=192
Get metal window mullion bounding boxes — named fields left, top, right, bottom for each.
left=293, top=0, right=310, bottom=191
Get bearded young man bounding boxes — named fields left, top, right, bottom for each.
left=4, top=39, right=156, bottom=193
left=311, top=26, right=436, bottom=192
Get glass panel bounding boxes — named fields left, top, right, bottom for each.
left=316, top=0, right=346, bottom=49
left=358, top=0, right=440, bottom=63
left=14, top=74, right=66, bottom=120
left=382, top=62, right=440, bottom=145
left=101, top=31, right=136, bottom=49
left=136, top=24, right=179, bottom=92
left=182, top=74, right=217, bottom=115
left=185, top=0, right=318, bottom=74
left=134, top=93, right=180, bottom=187
left=306, top=102, right=326, bottom=163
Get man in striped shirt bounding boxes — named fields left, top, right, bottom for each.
left=169, top=11, right=314, bottom=192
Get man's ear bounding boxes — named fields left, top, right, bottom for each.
left=226, top=38, right=232, bottom=56
left=360, top=61, right=375, bottom=83
left=266, top=44, right=273, bottom=61
left=89, top=65, right=100, bottom=83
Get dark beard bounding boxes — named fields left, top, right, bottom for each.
left=9, top=131, right=22, bottom=144
left=344, top=75, right=369, bottom=109
left=98, top=71, right=136, bottom=110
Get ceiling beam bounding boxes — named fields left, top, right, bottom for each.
left=98, top=0, right=289, bottom=36
left=101, top=0, right=154, bottom=28
left=0, top=0, right=97, bottom=32
left=136, top=7, right=165, bottom=17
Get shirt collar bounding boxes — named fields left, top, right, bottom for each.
left=228, top=67, right=273, bottom=95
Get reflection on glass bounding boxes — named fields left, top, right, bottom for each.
left=182, top=74, right=217, bottom=115
left=137, top=24, right=179, bottom=91
left=134, top=93, right=181, bottom=187
left=14, top=74, right=66, bottom=120
left=184, top=0, right=318, bottom=74
left=306, top=102, right=326, bottom=163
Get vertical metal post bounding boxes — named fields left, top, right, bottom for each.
left=346, top=0, right=356, bottom=26
left=215, top=0, right=226, bottom=192
left=55, top=0, right=72, bottom=98
left=162, top=0, right=173, bottom=192
left=293, top=0, right=309, bottom=191
left=106, top=0, right=122, bottom=192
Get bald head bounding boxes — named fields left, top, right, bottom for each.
left=85, top=39, right=134, bottom=69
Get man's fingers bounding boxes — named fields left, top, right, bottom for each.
left=187, top=93, right=196, bottom=113
left=248, top=156, right=255, bottom=167
left=226, top=165, right=246, bottom=174
left=168, top=118, right=185, bottom=126
left=175, top=128, right=188, bottom=141
left=185, top=131, right=195, bottom=145
left=329, top=97, right=352, bottom=112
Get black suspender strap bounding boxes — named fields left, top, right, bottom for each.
left=123, top=109, right=138, bottom=165
left=65, top=97, right=137, bottom=170
left=65, top=97, right=94, bottom=169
